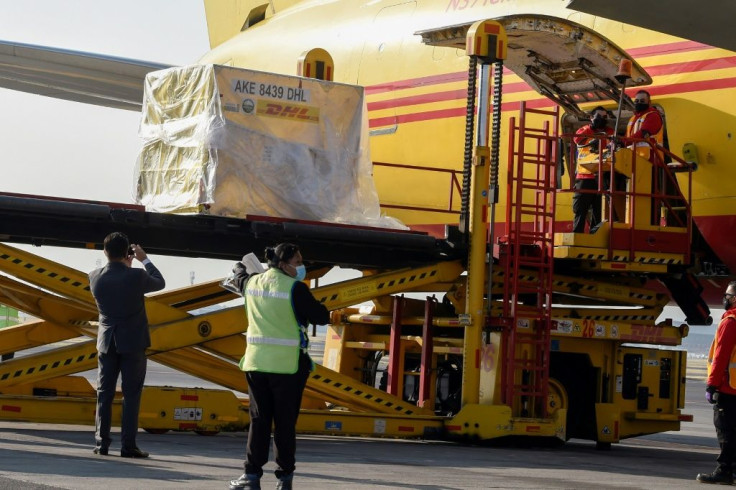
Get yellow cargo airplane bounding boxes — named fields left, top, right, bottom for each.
left=0, top=0, right=734, bottom=305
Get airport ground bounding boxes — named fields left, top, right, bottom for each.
left=0, top=358, right=721, bottom=489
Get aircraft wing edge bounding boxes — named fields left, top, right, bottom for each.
left=0, top=40, right=172, bottom=111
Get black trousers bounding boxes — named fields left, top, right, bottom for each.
left=95, top=339, right=147, bottom=450
left=244, top=352, right=311, bottom=478
left=572, top=178, right=601, bottom=233
left=715, top=392, right=736, bottom=469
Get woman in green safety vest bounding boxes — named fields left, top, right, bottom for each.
left=228, top=243, right=329, bottom=490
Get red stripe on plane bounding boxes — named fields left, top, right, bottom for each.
left=645, top=56, right=736, bottom=77
left=364, top=41, right=713, bottom=96
left=626, top=40, right=713, bottom=58
left=366, top=72, right=468, bottom=95
left=368, top=89, right=467, bottom=111
left=368, top=81, right=531, bottom=112
left=368, top=54, right=736, bottom=115
left=369, top=76, right=736, bottom=127
left=369, top=107, right=466, bottom=128
left=644, top=77, right=736, bottom=97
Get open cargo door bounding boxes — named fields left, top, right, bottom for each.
left=416, top=14, right=652, bottom=119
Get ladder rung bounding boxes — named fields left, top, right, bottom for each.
left=515, top=340, right=552, bottom=345
left=511, top=362, right=548, bottom=369
left=510, top=387, right=549, bottom=394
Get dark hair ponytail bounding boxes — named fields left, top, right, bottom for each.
left=265, top=243, right=300, bottom=268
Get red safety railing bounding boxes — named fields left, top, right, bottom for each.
left=563, top=135, right=694, bottom=263
left=372, top=161, right=462, bottom=215
left=500, top=102, right=559, bottom=418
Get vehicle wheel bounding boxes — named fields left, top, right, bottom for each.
left=194, top=430, right=220, bottom=436
left=143, top=428, right=169, bottom=434
left=547, top=378, right=568, bottom=417
left=596, top=441, right=612, bottom=451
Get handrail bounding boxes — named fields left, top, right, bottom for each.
left=562, top=133, right=694, bottom=263
left=372, top=161, right=462, bottom=215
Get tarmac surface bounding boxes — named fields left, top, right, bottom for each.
left=0, top=362, right=721, bottom=490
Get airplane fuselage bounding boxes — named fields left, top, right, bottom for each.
left=200, top=0, right=736, bottom=282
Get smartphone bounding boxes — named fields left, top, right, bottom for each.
left=128, top=246, right=135, bottom=257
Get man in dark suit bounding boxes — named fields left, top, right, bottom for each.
left=89, top=232, right=165, bottom=458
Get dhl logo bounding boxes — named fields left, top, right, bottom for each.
left=256, top=100, right=319, bottom=123
left=620, top=324, right=677, bottom=345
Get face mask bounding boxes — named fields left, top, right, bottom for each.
left=634, top=103, right=649, bottom=113
left=292, top=264, right=306, bottom=281
left=725, top=297, right=733, bottom=310
left=591, top=116, right=607, bottom=130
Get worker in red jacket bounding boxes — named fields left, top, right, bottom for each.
left=572, top=106, right=614, bottom=233
left=627, top=89, right=663, bottom=162
left=698, top=281, right=736, bottom=485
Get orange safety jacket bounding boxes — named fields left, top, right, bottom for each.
left=707, top=310, right=736, bottom=394
left=627, top=107, right=663, bottom=162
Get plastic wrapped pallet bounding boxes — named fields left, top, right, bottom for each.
left=135, top=64, right=404, bottom=229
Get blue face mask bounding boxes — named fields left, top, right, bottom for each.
left=292, top=264, right=306, bottom=281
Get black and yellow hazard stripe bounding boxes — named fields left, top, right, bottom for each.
left=314, top=262, right=463, bottom=309
left=309, top=364, right=432, bottom=416
left=0, top=341, right=97, bottom=387
left=0, top=244, right=94, bottom=305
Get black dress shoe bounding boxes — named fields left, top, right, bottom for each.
left=697, top=468, right=734, bottom=485
left=92, top=446, right=108, bottom=455
left=120, top=447, right=149, bottom=458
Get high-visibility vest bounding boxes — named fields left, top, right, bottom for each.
left=707, top=312, right=736, bottom=389
left=575, top=127, right=614, bottom=177
left=241, top=268, right=305, bottom=374
left=627, top=107, right=663, bottom=162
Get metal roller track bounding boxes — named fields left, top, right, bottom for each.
left=0, top=192, right=463, bottom=270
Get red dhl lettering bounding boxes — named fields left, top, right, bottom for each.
left=621, top=324, right=673, bottom=344
left=446, top=0, right=510, bottom=12
left=179, top=423, right=197, bottom=430
left=181, top=395, right=199, bottom=401
left=398, top=426, right=415, bottom=432
left=526, top=425, right=541, bottom=432
left=2, top=405, right=21, bottom=413
left=258, top=101, right=319, bottom=122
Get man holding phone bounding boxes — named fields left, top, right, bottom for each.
left=89, top=232, right=165, bottom=458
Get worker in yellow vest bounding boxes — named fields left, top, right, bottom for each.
left=572, top=106, right=614, bottom=233
left=697, top=281, right=736, bottom=485
left=228, top=243, right=329, bottom=490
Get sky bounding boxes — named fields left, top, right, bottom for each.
left=0, top=0, right=258, bottom=291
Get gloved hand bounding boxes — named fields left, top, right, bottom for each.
left=706, top=385, right=718, bottom=404
left=588, top=139, right=600, bottom=153
left=232, top=262, right=246, bottom=274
